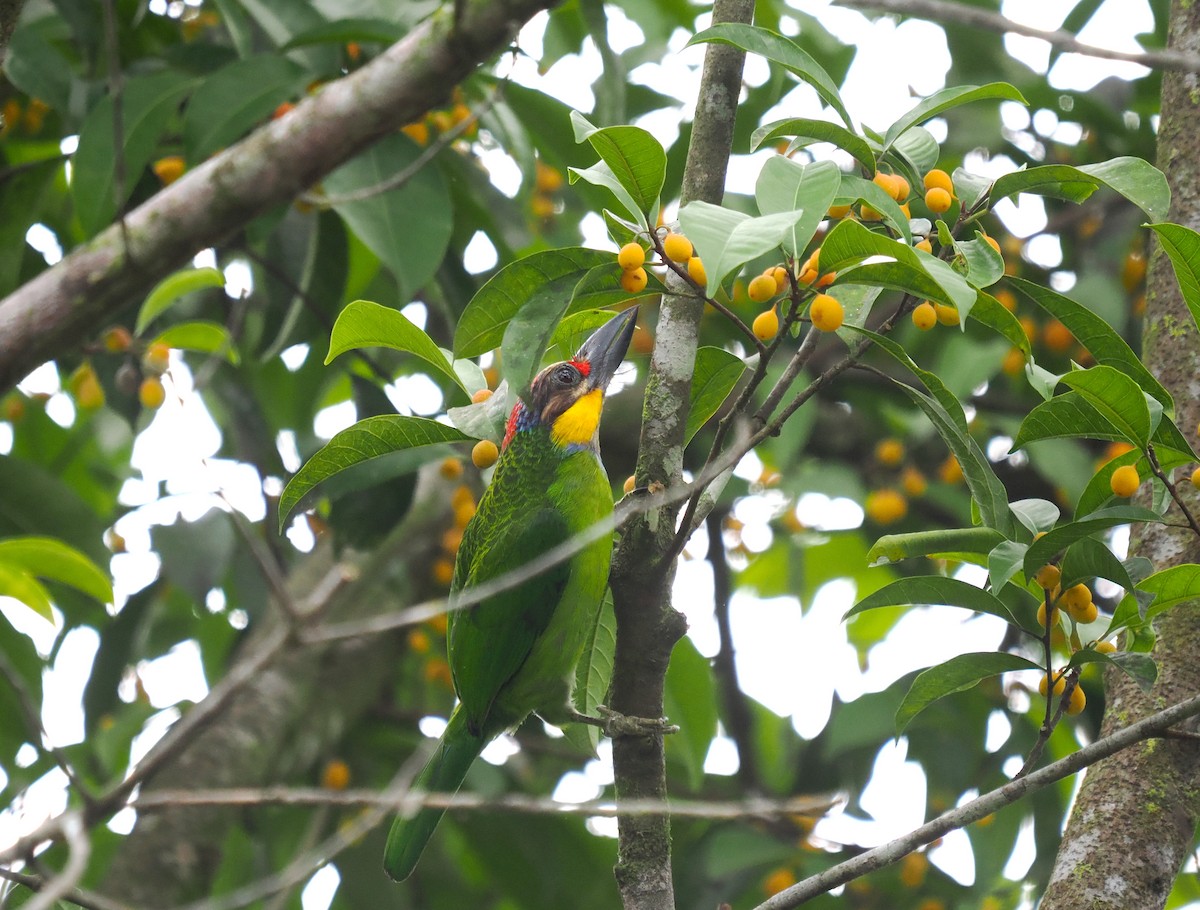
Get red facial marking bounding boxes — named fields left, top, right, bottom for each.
left=569, top=359, right=591, bottom=377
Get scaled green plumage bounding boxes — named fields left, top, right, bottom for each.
left=384, top=308, right=637, bottom=882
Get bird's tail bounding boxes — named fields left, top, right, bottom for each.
left=384, top=706, right=485, bottom=881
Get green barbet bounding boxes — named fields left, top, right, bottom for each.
left=384, top=307, right=639, bottom=881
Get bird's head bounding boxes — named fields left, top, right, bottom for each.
left=503, top=306, right=638, bottom=454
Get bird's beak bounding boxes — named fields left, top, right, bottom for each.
left=575, top=307, right=638, bottom=393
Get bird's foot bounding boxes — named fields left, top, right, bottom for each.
left=570, top=706, right=678, bottom=738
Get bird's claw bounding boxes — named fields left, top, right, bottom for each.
left=594, top=705, right=678, bottom=738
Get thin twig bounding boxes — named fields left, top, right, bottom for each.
left=21, top=812, right=89, bottom=910
left=1145, top=443, right=1200, bottom=538
left=0, top=869, right=131, bottom=910
left=832, top=0, right=1200, bottom=73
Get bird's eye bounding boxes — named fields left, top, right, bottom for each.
left=554, top=365, right=578, bottom=385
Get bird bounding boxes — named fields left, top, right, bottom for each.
left=384, top=306, right=639, bottom=881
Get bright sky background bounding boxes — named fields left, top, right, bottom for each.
left=0, top=0, right=1161, bottom=906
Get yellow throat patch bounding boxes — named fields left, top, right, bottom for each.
left=550, top=388, right=603, bottom=448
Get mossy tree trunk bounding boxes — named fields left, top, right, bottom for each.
left=1039, top=3, right=1200, bottom=906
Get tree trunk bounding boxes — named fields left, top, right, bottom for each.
left=1039, top=3, right=1200, bottom=906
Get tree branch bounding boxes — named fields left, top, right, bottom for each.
left=833, top=0, right=1200, bottom=73
left=0, top=0, right=556, bottom=394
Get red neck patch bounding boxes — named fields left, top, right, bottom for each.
left=502, top=402, right=522, bottom=450
left=569, top=359, right=591, bottom=377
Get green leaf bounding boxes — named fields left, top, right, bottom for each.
left=663, top=636, right=717, bottom=791
left=550, top=310, right=616, bottom=360
left=988, top=540, right=1028, bottom=596
left=991, top=158, right=1169, bottom=222
left=151, top=322, right=240, bottom=365
left=896, top=652, right=1040, bottom=735
left=1075, top=447, right=1193, bottom=518
left=1147, top=223, right=1200, bottom=335
left=866, top=527, right=1005, bottom=566
left=685, top=347, right=745, bottom=445
left=1060, top=536, right=1134, bottom=593
left=1010, top=499, right=1060, bottom=536
left=754, top=158, right=842, bottom=258
left=280, top=17, right=406, bottom=48
left=688, top=24, right=852, bottom=126
left=566, top=590, right=615, bottom=755
left=967, top=291, right=1032, bottom=358
left=847, top=576, right=1021, bottom=628
left=751, top=118, right=875, bottom=175
left=183, top=55, right=308, bottom=161
left=569, top=159, right=644, bottom=224
left=1059, top=365, right=1152, bottom=446
left=72, top=70, right=195, bottom=237
left=0, top=536, right=110, bottom=603
left=325, top=300, right=467, bottom=394
left=1022, top=505, right=1161, bottom=578
left=819, top=219, right=975, bottom=313
left=834, top=175, right=912, bottom=243
left=278, top=416, right=474, bottom=529
left=957, top=233, right=1005, bottom=289
left=845, top=327, right=967, bottom=434
left=1134, top=564, right=1200, bottom=623
left=135, top=267, right=226, bottom=336
left=0, top=563, right=53, bottom=621
left=325, top=134, right=453, bottom=300
left=1009, top=277, right=1172, bottom=413
left=570, top=112, right=666, bottom=218
left=1014, top=391, right=1127, bottom=450
left=882, top=83, right=1026, bottom=152
left=677, top=202, right=804, bottom=297
left=889, top=126, right=940, bottom=182
left=454, top=248, right=613, bottom=358
left=500, top=276, right=582, bottom=396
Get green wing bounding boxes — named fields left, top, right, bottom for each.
left=448, top=505, right=570, bottom=737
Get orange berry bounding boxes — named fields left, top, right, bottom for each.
left=815, top=270, right=837, bottom=288
left=901, top=467, right=927, bottom=497
left=687, top=256, right=707, bottom=286
left=662, top=232, right=693, bottom=263
left=1122, top=249, right=1147, bottom=291
left=453, top=499, right=476, bottom=527
left=770, top=266, right=789, bottom=294
left=983, top=234, right=1001, bottom=254
left=530, top=195, right=556, bottom=218
left=617, top=242, right=645, bottom=271
left=1103, top=441, right=1136, bottom=463
left=994, top=289, right=1017, bottom=311
left=752, top=308, right=779, bottom=341
left=1038, top=672, right=1066, bottom=697
left=899, top=851, right=928, bottom=888
left=623, top=475, right=636, bottom=495
left=875, top=438, right=904, bottom=466
left=1191, top=466, right=1200, bottom=490
left=859, top=202, right=883, bottom=222
left=143, top=342, right=171, bottom=374
left=441, top=526, right=464, bottom=553
left=401, top=122, right=430, bottom=145
left=272, top=101, right=295, bottom=120
left=810, top=294, right=844, bottom=332
left=1069, top=599, right=1099, bottom=624
left=73, top=367, right=105, bottom=411
left=934, top=303, right=959, bottom=326
left=923, top=168, right=954, bottom=193
left=620, top=267, right=648, bottom=294
left=1037, top=602, right=1060, bottom=629
left=535, top=160, right=564, bottom=193
left=471, top=388, right=493, bottom=404
left=912, top=302, right=937, bottom=330
left=432, top=558, right=455, bottom=586
left=321, top=759, right=351, bottom=790
left=428, top=612, right=449, bottom=635
left=1019, top=317, right=1037, bottom=342
left=472, top=439, right=499, bottom=469
left=763, top=867, right=797, bottom=897
left=865, top=489, right=907, bottom=524
left=152, top=156, right=186, bottom=186
left=1110, top=464, right=1140, bottom=497
left=892, top=174, right=911, bottom=200
left=827, top=203, right=852, bottom=219
left=407, top=628, right=431, bottom=654
left=451, top=485, right=474, bottom=508
left=873, top=171, right=902, bottom=200
left=138, top=376, right=166, bottom=410
left=439, top=457, right=464, bottom=480
left=748, top=274, right=777, bottom=304
left=1066, top=685, right=1086, bottom=716
left=914, top=238, right=933, bottom=254
left=939, top=455, right=963, bottom=484
left=102, top=326, right=133, bottom=352
left=1043, top=319, right=1074, bottom=353
left=423, top=656, right=454, bottom=688
left=1035, top=565, right=1061, bottom=590
left=1095, top=639, right=1117, bottom=654
left=925, top=187, right=953, bottom=214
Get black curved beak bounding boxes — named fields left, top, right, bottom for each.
left=576, top=306, right=638, bottom=392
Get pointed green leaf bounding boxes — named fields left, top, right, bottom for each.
left=570, top=112, right=666, bottom=217
left=1147, top=223, right=1200, bottom=335
left=136, top=267, right=226, bottom=335
left=688, top=24, right=852, bottom=126
left=1075, top=447, right=1193, bottom=518
left=664, top=635, right=718, bottom=790
left=834, top=175, right=912, bottom=242
left=279, top=416, right=474, bottom=529
left=678, top=202, right=804, bottom=297
left=1015, top=391, right=1126, bottom=450
left=967, top=291, right=1032, bottom=358
left=988, top=540, right=1028, bottom=598
left=845, top=326, right=967, bottom=433
left=569, top=159, right=644, bottom=224
left=751, top=118, right=875, bottom=175
left=882, top=83, right=1026, bottom=152
left=896, top=652, right=1040, bottom=735
left=847, top=577, right=1020, bottom=628
left=755, top=158, right=842, bottom=257
left=565, top=590, right=616, bottom=754
left=1059, top=365, right=1151, bottom=446
left=455, top=248, right=614, bottom=358
left=325, top=134, right=452, bottom=300
left=0, top=563, right=54, bottom=621
left=1009, top=277, right=1171, bottom=413
left=1060, top=537, right=1134, bottom=593
left=685, top=347, right=746, bottom=445
left=1022, top=505, right=1162, bottom=578
left=1010, top=499, right=1060, bottom=536
left=1074, top=649, right=1156, bottom=690
left=326, top=300, right=467, bottom=394
left=991, top=158, right=1168, bottom=222
left=500, top=276, right=582, bottom=396
left=890, top=126, right=940, bottom=182
left=0, top=537, right=112, bottom=603
left=1136, top=564, right=1200, bottom=622
left=957, top=233, right=1005, bottom=289
left=867, top=527, right=1005, bottom=566
left=550, top=310, right=617, bottom=360
left=151, top=321, right=240, bottom=365
left=183, top=55, right=308, bottom=161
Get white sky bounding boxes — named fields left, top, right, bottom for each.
left=0, top=0, right=1160, bottom=903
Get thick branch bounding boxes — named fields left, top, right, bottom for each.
left=0, top=0, right=555, bottom=393
left=834, top=0, right=1200, bottom=72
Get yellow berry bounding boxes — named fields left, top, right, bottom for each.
left=1035, top=565, right=1061, bottom=590
left=873, top=171, right=902, bottom=200
left=939, top=455, right=963, bottom=484
left=770, top=266, right=789, bottom=294
left=1095, top=639, right=1117, bottom=654
left=321, top=759, right=351, bottom=790
left=401, top=122, right=430, bottom=145
left=407, top=628, right=431, bottom=654
left=815, top=270, right=837, bottom=288
left=441, top=526, right=464, bottom=554
left=925, top=187, right=953, bottom=214
left=102, top=326, right=133, bottom=352
left=810, top=293, right=844, bottom=332
left=827, top=203, right=851, bottom=219
left=143, top=342, right=171, bottom=374
left=439, top=457, right=464, bottom=480
left=1038, top=672, right=1066, bottom=698
left=934, top=303, right=959, bottom=326
left=865, top=489, right=907, bottom=524
left=1069, top=599, right=1099, bottom=624
left=687, top=256, right=707, bottom=286
left=432, top=558, right=455, bottom=586
left=915, top=238, right=933, bottom=254
left=1043, top=319, right=1074, bottom=353
left=617, top=242, right=645, bottom=271
left=912, top=302, right=937, bottom=330
left=138, top=376, right=166, bottom=410
left=74, top=368, right=105, bottom=411
left=535, top=160, right=564, bottom=193
left=1060, top=583, right=1089, bottom=610
left=1190, top=466, right=1200, bottom=490
left=748, top=274, right=777, bottom=303
left=471, top=388, right=494, bottom=404
left=451, top=485, right=474, bottom=508
left=623, top=475, right=636, bottom=495
left=662, top=232, right=693, bottom=263
left=530, top=194, right=556, bottom=218
left=472, top=439, right=499, bottom=469
left=983, top=234, right=1001, bottom=254
left=901, top=467, right=927, bottom=497
left=152, top=155, right=186, bottom=186
left=875, top=438, right=904, bottom=466
left=620, top=267, right=648, bottom=294
left=1037, top=602, right=1060, bottom=629
left=892, top=174, right=911, bottom=201
left=1110, top=464, right=1140, bottom=497
left=923, top=168, right=954, bottom=194
left=899, top=851, right=928, bottom=888
left=1066, top=685, right=1086, bottom=716
left=763, top=867, right=797, bottom=897
left=752, top=308, right=779, bottom=341
left=859, top=202, right=883, bottom=222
